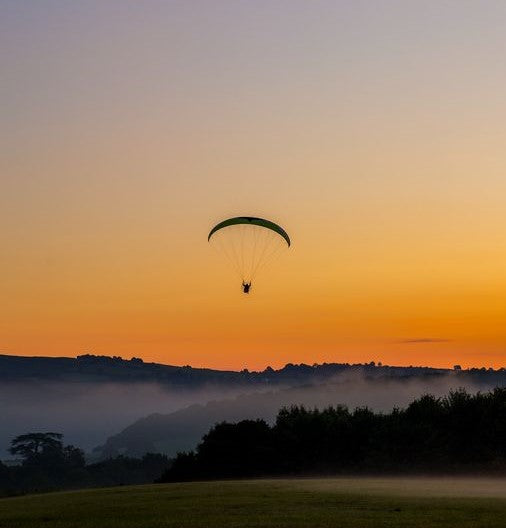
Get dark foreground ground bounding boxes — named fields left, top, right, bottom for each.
left=0, top=477, right=505, bottom=528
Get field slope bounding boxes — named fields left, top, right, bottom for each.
left=0, top=477, right=505, bottom=528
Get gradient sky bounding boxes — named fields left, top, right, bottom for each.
left=2, top=1, right=506, bottom=370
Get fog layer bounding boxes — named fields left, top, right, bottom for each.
left=1, top=371, right=502, bottom=459
left=96, top=371, right=501, bottom=458
left=0, top=381, right=256, bottom=458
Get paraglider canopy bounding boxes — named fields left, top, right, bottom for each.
left=208, top=216, right=290, bottom=291
left=208, top=217, right=290, bottom=247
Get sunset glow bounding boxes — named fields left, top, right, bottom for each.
left=2, top=2, right=506, bottom=369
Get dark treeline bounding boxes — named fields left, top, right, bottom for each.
left=0, top=433, right=169, bottom=496
left=160, top=388, right=506, bottom=481
left=2, top=353, right=506, bottom=388
left=3, top=388, right=506, bottom=494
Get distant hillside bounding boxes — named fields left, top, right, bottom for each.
left=94, top=368, right=506, bottom=459
left=4, top=353, right=504, bottom=387
left=0, top=354, right=243, bottom=386
left=3, top=354, right=505, bottom=460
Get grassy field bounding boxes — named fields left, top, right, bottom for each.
left=0, top=477, right=505, bottom=527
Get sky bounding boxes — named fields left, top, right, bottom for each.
left=2, top=1, right=506, bottom=370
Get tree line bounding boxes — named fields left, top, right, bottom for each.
left=159, top=388, right=506, bottom=481
left=0, top=432, right=169, bottom=496
left=2, top=388, right=505, bottom=494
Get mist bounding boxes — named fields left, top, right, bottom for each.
left=282, top=370, right=493, bottom=413
left=1, top=369, right=502, bottom=459
left=92, top=371, right=503, bottom=458
left=205, top=370, right=496, bottom=428
left=0, top=381, right=264, bottom=458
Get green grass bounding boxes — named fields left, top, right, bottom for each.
left=1, top=477, right=505, bottom=527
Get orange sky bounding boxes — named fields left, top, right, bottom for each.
left=2, top=2, right=506, bottom=370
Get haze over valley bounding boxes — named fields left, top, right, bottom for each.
left=2, top=354, right=504, bottom=459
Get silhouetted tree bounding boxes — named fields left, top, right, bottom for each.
left=1, top=435, right=169, bottom=496
left=9, top=433, right=63, bottom=463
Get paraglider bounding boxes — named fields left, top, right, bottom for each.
left=208, top=216, right=290, bottom=293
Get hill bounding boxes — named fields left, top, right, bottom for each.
left=2, top=353, right=505, bottom=387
